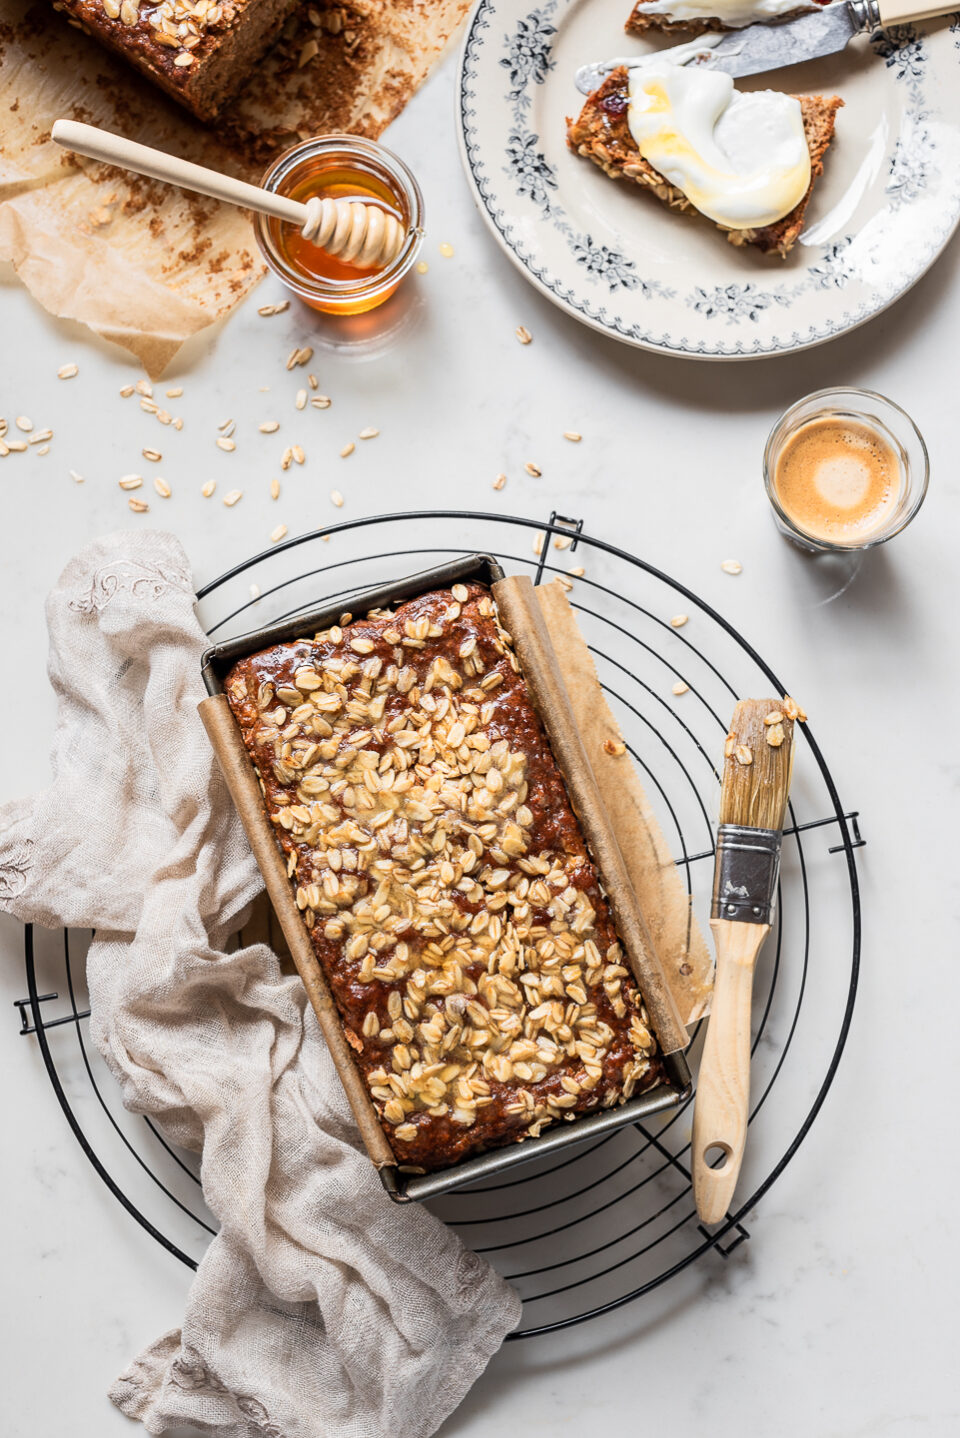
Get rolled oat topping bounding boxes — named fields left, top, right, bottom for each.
left=225, top=583, right=662, bottom=1169
left=111, top=0, right=234, bottom=68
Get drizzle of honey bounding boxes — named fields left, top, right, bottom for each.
left=267, top=156, right=408, bottom=314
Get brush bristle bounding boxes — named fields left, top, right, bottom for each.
left=718, top=699, right=796, bottom=831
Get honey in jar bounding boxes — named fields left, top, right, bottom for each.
left=255, top=135, right=424, bottom=316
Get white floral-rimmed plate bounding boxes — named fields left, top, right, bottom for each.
left=456, top=0, right=960, bottom=357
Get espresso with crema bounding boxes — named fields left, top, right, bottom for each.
left=773, top=417, right=901, bottom=544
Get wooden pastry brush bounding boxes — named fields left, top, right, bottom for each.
left=692, top=698, right=797, bottom=1224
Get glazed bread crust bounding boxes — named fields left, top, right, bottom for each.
left=50, top=0, right=298, bottom=121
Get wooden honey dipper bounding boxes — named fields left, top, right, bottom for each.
left=51, top=121, right=408, bottom=270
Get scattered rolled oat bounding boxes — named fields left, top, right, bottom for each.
left=29, top=430, right=53, bottom=445
left=563, top=430, right=582, bottom=442
left=172, top=417, right=184, bottom=431
left=724, top=733, right=736, bottom=758
left=292, top=445, right=305, bottom=464
left=118, top=474, right=143, bottom=490
left=271, top=523, right=288, bottom=543
left=358, top=427, right=379, bottom=440
left=156, top=409, right=173, bottom=426
left=70, top=470, right=84, bottom=484
left=603, top=738, right=627, bottom=756
left=270, top=478, right=280, bottom=500
left=15, top=416, right=32, bottom=432
left=166, top=386, right=183, bottom=398
left=553, top=535, right=572, bottom=550
left=57, top=363, right=79, bottom=380
left=492, top=473, right=506, bottom=491
left=721, top=559, right=743, bottom=575
left=140, top=397, right=158, bottom=414
left=340, top=442, right=355, bottom=458
left=216, top=437, right=236, bottom=452
left=142, top=448, right=162, bottom=462
left=257, top=302, right=289, bottom=317
left=281, top=446, right=293, bottom=470
left=259, top=420, right=280, bottom=434
left=128, top=498, right=149, bottom=513
left=416, top=261, right=429, bottom=275
left=556, top=575, right=574, bottom=592
left=223, top=489, right=243, bottom=507
left=308, top=374, right=318, bottom=390
left=525, top=461, right=542, bottom=477
left=4, top=440, right=27, bottom=453
left=670, top=615, right=688, bottom=628
left=295, top=389, right=307, bottom=411
left=36, top=444, right=50, bottom=456
left=298, top=37, right=319, bottom=66
left=311, top=395, right=332, bottom=409
left=672, top=681, right=689, bottom=696
left=250, top=584, right=261, bottom=599
left=135, top=379, right=153, bottom=398
left=439, top=242, right=455, bottom=257
left=515, top=326, right=532, bottom=345
left=119, top=383, right=135, bottom=398
left=201, top=480, right=216, bottom=498
left=782, top=695, right=806, bottom=721
left=764, top=710, right=784, bottom=726
left=219, top=419, right=235, bottom=434
left=153, top=477, right=172, bottom=498
left=532, top=533, right=544, bottom=556
left=569, top=566, right=585, bottom=577
left=286, top=346, right=314, bottom=369
left=452, top=584, right=468, bottom=602
left=330, top=489, right=344, bottom=507
left=766, top=722, right=786, bottom=747
left=735, top=745, right=753, bottom=766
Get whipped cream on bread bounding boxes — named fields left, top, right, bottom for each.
left=637, top=0, right=810, bottom=28
left=626, top=63, right=810, bottom=229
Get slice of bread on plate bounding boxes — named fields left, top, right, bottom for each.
left=565, top=67, right=842, bottom=257
left=624, top=0, right=819, bottom=36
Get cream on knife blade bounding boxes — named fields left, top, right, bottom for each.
left=626, top=63, right=810, bottom=228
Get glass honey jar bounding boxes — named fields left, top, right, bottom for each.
left=254, top=135, right=424, bottom=316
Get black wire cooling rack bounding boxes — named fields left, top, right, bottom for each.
left=16, top=509, right=862, bottom=1339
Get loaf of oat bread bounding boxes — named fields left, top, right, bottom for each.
left=49, top=0, right=298, bottom=121
left=566, top=67, right=842, bottom=257
left=224, top=582, right=664, bottom=1171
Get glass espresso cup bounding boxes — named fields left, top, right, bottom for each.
left=763, top=388, right=929, bottom=554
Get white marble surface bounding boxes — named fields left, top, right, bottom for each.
left=2, top=43, right=959, bottom=1438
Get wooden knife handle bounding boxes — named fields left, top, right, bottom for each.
left=877, top=0, right=956, bottom=24
left=691, top=918, right=769, bottom=1225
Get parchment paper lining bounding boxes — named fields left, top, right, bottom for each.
left=535, top=580, right=714, bottom=1025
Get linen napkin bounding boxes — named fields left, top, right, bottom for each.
left=0, top=531, right=521, bottom=1437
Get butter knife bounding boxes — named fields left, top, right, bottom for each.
left=574, top=0, right=955, bottom=90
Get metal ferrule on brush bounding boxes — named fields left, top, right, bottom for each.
left=711, top=824, right=783, bottom=926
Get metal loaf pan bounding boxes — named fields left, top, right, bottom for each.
left=199, top=553, right=691, bottom=1203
